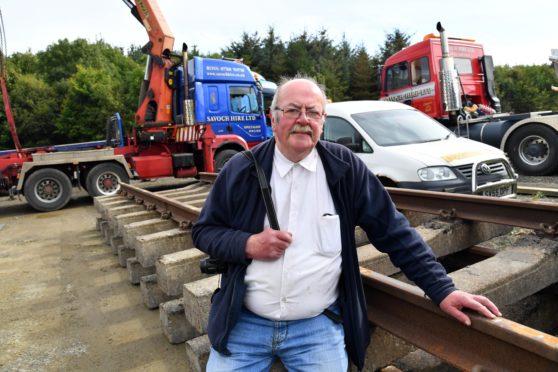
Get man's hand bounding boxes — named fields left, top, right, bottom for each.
left=439, top=290, right=502, bottom=326
left=245, top=228, right=292, bottom=260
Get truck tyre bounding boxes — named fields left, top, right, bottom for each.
left=86, top=163, right=129, bottom=197
left=24, top=168, right=73, bottom=212
left=507, top=124, right=558, bottom=176
left=214, top=149, right=239, bottom=172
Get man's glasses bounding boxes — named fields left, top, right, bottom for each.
left=275, top=107, right=325, bottom=121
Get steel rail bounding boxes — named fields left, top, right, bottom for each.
left=518, top=185, right=558, bottom=197
left=197, top=172, right=217, bottom=183
left=361, top=267, right=558, bottom=371
left=119, top=181, right=209, bottom=228
left=386, top=187, right=558, bottom=235
left=119, top=180, right=558, bottom=234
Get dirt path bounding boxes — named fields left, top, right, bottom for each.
left=0, top=189, right=188, bottom=372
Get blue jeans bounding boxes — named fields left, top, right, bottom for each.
left=206, top=306, right=348, bottom=371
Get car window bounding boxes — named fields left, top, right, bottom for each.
left=351, top=109, right=453, bottom=146
left=323, top=116, right=372, bottom=153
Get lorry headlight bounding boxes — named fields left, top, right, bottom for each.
left=417, top=166, right=457, bottom=181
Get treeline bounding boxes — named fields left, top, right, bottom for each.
left=1, top=28, right=557, bottom=149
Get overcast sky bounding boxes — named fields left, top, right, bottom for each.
left=1, top=0, right=556, bottom=66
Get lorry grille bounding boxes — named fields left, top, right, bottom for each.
left=456, top=161, right=509, bottom=179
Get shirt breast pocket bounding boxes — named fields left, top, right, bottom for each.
left=318, top=214, right=342, bottom=256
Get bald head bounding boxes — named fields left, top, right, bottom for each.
left=271, top=77, right=327, bottom=122
left=270, top=77, right=327, bottom=163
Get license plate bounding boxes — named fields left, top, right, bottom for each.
left=482, top=185, right=512, bottom=197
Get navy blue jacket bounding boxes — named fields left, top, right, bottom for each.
left=192, top=138, right=456, bottom=370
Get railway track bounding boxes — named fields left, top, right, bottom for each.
left=97, top=178, right=558, bottom=371
left=119, top=176, right=558, bottom=235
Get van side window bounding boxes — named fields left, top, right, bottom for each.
left=384, top=62, right=409, bottom=91
left=411, top=57, right=431, bottom=85
left=323, top=116, right=371, bottom=153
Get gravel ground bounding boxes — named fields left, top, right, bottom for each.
left=0, top=178, right=195, bottom=372
left=518, top=174, right=558, bottom=188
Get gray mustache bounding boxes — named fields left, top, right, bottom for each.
left=289, top=124, right=313, bottom=135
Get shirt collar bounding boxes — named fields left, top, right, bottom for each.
left=274, top=146, right=318, bottom=177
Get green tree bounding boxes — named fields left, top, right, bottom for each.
left=258, top=27, right=287, bottom=82
left=6, top=51, right=39, bottom=76
left=495, top=64, right=558, bottom=113
left=56, top=65, right=120, bottom=142
left=350, top=47, right=375, bottom=100
left=126, top=44, right=148, bottom=65
left=333, top=36, right=354, bottom=101
left=6, top=73, right=59, bottom=146
left=375, top=28, right=411, bottom=65
left=37, top=38, right=99, bottom=83
left=305, top=29, right=345, bottom=101
left=285, top=31, right=315, bottom=77
left=0, top=39, right=145, bottom=148
left=221, top=32, right=262, bottom=67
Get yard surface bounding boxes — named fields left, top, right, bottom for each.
left=0, top=184, right=189, bottom=372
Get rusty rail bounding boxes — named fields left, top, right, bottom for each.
left=119, top=181, right=211, bottom=228
left=362, top=267, right=558, bottom=371
left=120, top=181, right=558, bottom=234
left=386, top=187, right=558, bottom=235
left=197, top=172, right=217, bottom=183
left=518, top=185, right=558, bottom=197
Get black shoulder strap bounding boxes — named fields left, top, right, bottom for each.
left=243, top=151, right=280, bottom=230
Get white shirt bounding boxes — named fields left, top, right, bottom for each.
left=244, top=146, right=342, bottom=320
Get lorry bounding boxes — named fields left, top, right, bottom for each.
left=0, top=0, right=276, bottom=212
left=379, top=22, right=558, bottom=176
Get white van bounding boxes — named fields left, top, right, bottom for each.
left=323, top=101, right=517, bottom=197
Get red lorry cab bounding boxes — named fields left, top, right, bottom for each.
left=380, top=34, right=493, bottom=121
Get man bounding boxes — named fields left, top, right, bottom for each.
left=192, top=76, right=501, bottom=371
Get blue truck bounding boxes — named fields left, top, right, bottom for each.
left=0, top=0, right=276, bottom=212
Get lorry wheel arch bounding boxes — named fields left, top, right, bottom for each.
left=214, top=148, right=241, bottom=172
left=23, top=168, right=73, bottom=212
left=506, top=124, right=558, bottom=175
left=85, top=163, right=130, bottom=197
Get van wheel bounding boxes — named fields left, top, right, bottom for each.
left=214, top=149, right=239, bottom=172
left=507, top=124, right=558, bottom=175
left=24, top=168, right=72, bottom=212
left=86, top=163, right=129, bottom=197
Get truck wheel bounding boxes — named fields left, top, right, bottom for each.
left=24, top=168, right=73, bottom=212
left=214, top=149, right=239, bottom=172
left=507, top=124, right=558, bottom=176
left=86, top=163, right=129, bottom=197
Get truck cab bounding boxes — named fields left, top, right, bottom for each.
left=380, top=35, right=498, bottom=121
left=185, top=57, right=270, bottom=146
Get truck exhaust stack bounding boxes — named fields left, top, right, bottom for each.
left=436, top=22, right=462, bottom=114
